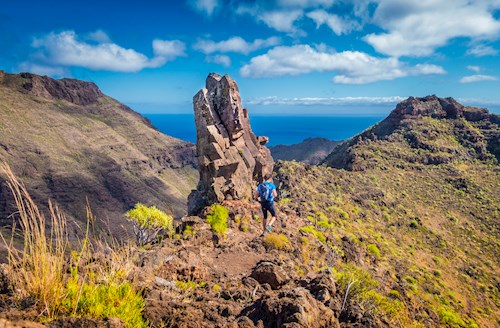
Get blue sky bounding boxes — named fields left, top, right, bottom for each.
left=1, top=0, right=499, bottom=115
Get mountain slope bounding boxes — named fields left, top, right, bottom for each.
left=0, top=71, right=197, bottom=237
left=323, top=95, right=499, bottom=170
left=269, top=137, right=339, bottom=165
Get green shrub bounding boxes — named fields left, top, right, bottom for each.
left=388, top=289, right=401, bottom=299
left=300, top=226, right=326, bottom=243
left=126, top=203, right=173, bottom=246
left=206, top=204, right=228, bottom=236
left=264, top=233, right=291, bottom=250
left=176, top=280, right=206, bottom=291
left=64, top=272, right=146, bottom=328
left=438, top=306, right=468, bottom=327
left=367, top=244, right=381, bottom=258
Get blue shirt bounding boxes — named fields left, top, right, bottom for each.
left=257, top=182, right=276, bottom=202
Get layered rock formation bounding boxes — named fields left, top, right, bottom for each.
left=188, top=73, right=274, bottom=214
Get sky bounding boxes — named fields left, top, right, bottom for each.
left=1, top=0, right=500, bottom=115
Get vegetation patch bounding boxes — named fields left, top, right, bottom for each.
left=206, top=204, right=229, bottom=236
left=263, top=233, right=291, bottom=250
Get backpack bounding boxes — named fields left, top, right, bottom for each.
left=258, top=182, right=274, bottom=202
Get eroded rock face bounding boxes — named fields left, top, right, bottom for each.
left=188, top=73, right=274, bottom=214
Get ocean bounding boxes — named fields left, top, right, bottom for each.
left=144, top=114, right=384, bottom=146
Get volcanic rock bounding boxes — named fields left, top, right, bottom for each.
left=188, top=73, right=274, bottom=214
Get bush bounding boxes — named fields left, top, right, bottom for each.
left=300, top=225, right=326, bottom=243
left=206, top=204, right=228, bottom=236
left=264, top=233, right=291, bottom=250
left=367, top=244, right=381, bottom=258
left=64, top=272, right=146, bottom=328
left=126, top=203, right=173, bottom=246
left=1, top=164, right=147, bottom=326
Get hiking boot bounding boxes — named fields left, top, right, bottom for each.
left=261, top=231, right=268, bottom=237
left=266, top=225, right=272, bottom=233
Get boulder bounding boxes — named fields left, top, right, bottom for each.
left=188, top=73, right=274, bottom=214
left=240, top=288, right=339, bottom=328
left=250, top=261, right=289, bottom=290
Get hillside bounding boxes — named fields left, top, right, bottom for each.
left=269, top=138, right=339, bottom=165
left=0, top=89, right=498, bottom=328
left=0, top=71, right=197, bottom=238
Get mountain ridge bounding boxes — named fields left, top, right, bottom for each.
left=323, top=95, right=499, bottom=170
left=0, top=71, right=198, bottom=238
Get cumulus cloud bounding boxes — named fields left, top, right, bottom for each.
left=258, top=10, right=304, bottom=33
left=246, top=95, right=406, bottom=106
left=466, top=44, right=498, bottom=57
left=85, top=30, right=111, bottom=43
left=240, top=44, right=445, bottom=84
left=188, top=0, right=220, bottom=16
left=152, top=39, right=186, bottom=59
left=28, top=30, right=185, bottom=73
left=276, top=0, right=334, bottom=8
left=364, top=0, right=500, bottom=57
left=459, top=74, right=498, bottom=83
left=306, top=9, right=359, bottom=35
left=193, top=36, right=280, bottom=54
left=206, top=54, right=231, bottom=67
left=466, top=65, right=481, bottom=72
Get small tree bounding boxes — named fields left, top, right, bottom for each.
left=126, top=203, right=173, bottom=246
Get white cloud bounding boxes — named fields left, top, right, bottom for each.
left=364, top=0, right=500, bottom=57
left=466, top=44, right=498, bottom=57
left=306, top=9, right=359, bottom=35
left=188, top=0, right=220, bottom=16
left=246, top=95, right=406, bottom=106
left=259, top=10, right=304, bottom=33
left=206, top=54, right=231, bottom=67
left=276, top=0, right=334, bottom=8
left=152, top=39, right=186, bottom=59
left=240, top=44, right=445, bottom=84
left=193, top=36, right=280, bottom=54
left=459, top=74, right=497, bottom=83
left=29, top=31, right=185, bottom=73
left=466, top=65, right=481, bottom=72
left=85, top=30, right=111, bottom=43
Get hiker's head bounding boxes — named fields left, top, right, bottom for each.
left=263, top=173, right=272, bottom=182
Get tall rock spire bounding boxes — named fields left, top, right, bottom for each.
left=188, top=73, right=274, bottom=214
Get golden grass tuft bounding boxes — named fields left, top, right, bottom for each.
left=0, top=163, right=68, bottom=318
left=263, top=233, right=291, bottom=250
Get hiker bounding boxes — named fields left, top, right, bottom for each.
left=255, top=173, right=279, bottom=236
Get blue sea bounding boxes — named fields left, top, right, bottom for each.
left=144, top=114, right=384, bottom=146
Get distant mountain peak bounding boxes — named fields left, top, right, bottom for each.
left=1, top=71, right=103, bottom=106
left=391, top=95, right=496, bottom=123
left=323, top=96, right=499, bottom=170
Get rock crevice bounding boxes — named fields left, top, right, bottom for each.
left=188, top=73, right=274, bottom=214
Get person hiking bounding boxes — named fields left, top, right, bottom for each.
left=255, top=173, right=279, bottom=236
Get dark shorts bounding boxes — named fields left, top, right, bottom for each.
left=261, top=201, right=276, bottom=220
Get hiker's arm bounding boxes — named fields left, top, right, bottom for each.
left=254, top=189, right=260, bottom=200
left=272, top=189, right=278, bottom=198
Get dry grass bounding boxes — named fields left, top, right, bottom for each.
left=0, top=163, right=145, bottom=325
left=0, top=163, right=68, bottom=318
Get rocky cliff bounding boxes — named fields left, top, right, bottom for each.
left=0, top=71, right=197, bottom=238
left=188, top=73, right=274, bottom=214
left=323, top=95, right=500, bottom=170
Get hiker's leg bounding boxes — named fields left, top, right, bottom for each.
left=267, top=202, right=277, bottom=227
left=261, top=204, right=268, bottom=231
